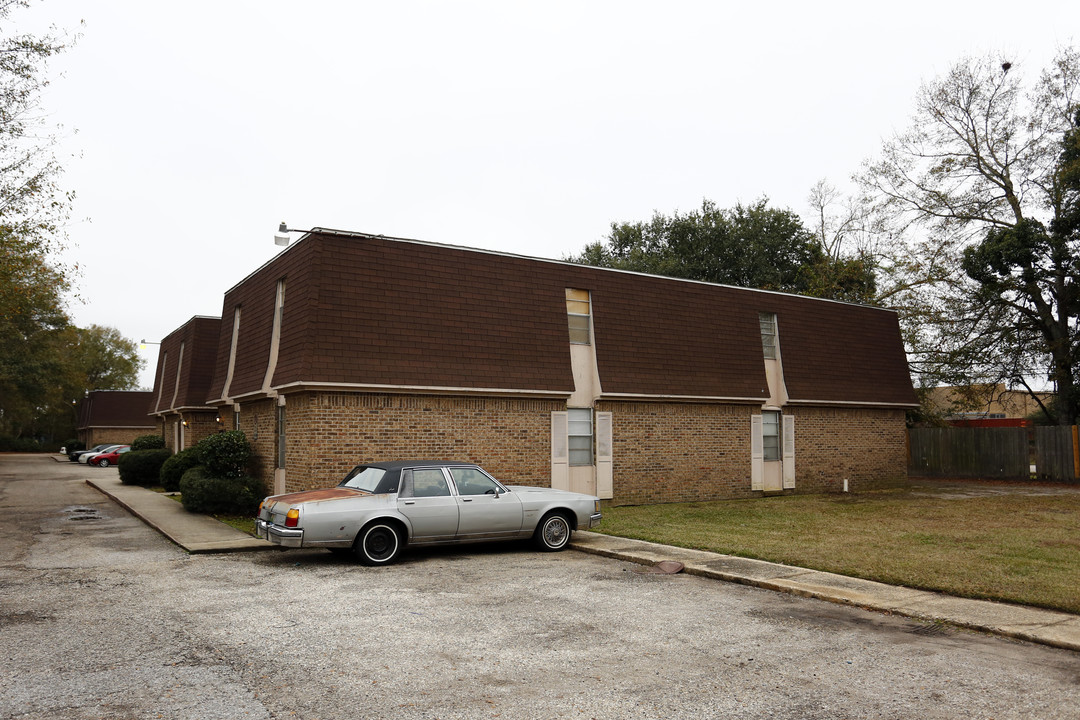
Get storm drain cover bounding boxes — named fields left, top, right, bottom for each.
left=633, top=560, right=685, bottom=575
left=65, top=507, right=101, bottom=522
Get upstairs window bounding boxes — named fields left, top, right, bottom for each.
left=566, top=288, right=592, bottom=345
left=759, top=312, right=778, bottom=360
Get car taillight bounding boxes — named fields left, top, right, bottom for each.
left=285, top=508, right=299, bottom=527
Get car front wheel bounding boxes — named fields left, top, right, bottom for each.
left=354, top=522, right=402, bottom=566
left=97, top=458, right=110, bottom=468
left=534, top=512, right=572, bottom=551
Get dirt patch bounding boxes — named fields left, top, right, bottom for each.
left=909, top=478, right=1080, bottom=499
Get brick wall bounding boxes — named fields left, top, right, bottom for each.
left=81, top=427, right=157, bottom=447
left=787, top=406, right=909, bottom=492
left=599, top=401, right=908, bottom=505
left=236, top=391, right=909, bottom=502
left=183, top=412, right=222, bottom=449
left=265, top=392, right=562, bottom=493
left=598, top=401, right=757, bottom=505
left=235, top=398, right=278, bottom=491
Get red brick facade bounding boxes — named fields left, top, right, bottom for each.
left=223, top=392, right=911, bottom=504
left=275, top=392, right=562, bottom=493
left=786, top=406, right=909, bottom=493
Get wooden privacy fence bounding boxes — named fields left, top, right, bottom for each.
left=908, top=426, right=1079, bottom=482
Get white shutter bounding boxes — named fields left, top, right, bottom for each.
left=595, top=411, right=613, bottom=500
left=750, top=414, right=763, bottom=491
left=551, top=412, right=569, bottom=491
left=782, top=415, right=795, bottom=489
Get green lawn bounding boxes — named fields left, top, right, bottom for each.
left=595, top=484, right=1080, bottom=614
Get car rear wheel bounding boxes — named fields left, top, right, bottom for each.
left=533, top=512, right=572, bottom=551
left=354, top=522, right=402, bottom=566
left=97, top=458, right=110, bottom=468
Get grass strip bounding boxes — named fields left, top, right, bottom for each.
left=596, top=485, right=1080, bottom=614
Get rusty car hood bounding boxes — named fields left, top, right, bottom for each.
left=268, top=487, right=366, bottom=505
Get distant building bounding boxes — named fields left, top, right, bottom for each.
left=925, top=384, right=1053, bottom=427
left=150, top=230, right=917, bottom=504
left=148, top=316, right=222, bottom=451
left=76, top=390, right=156, bottom=447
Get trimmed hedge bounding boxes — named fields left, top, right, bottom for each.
left=118, top=448, right=172, bottom=486
left=160, top=447, right=201, bottom=492
left=179, top=467, right=264, bottom=515
left=198, top=430, right=251, bottom=479
left=131, top=434, right=166, bottom=451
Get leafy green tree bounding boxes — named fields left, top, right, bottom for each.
left=0, top=1, right=98, bottom=444
left=569, top=198, right=825, bottom=292
left=860, top=48, right=1080, bottom=424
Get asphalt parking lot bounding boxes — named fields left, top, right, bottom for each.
left=3, top=455, right=1079, bottom=720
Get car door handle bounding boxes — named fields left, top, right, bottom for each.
left=403, top=500, right=416, bottom=505
left=461, top=498, right=473, bottom=502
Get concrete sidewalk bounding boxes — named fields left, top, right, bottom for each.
left=85, top=474, right=269, bottom=553
left=86, top=473, right=1080, bottom=653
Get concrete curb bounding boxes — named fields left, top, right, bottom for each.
left=568, top=532, right=1080, bottom=654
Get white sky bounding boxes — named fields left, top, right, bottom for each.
left=13, top=0, right=1079, bottom=388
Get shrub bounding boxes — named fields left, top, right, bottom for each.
left=118, top=448, right=172, bottom=486
left=160, top=447, right=201, bottom=492
left=179, top=467, right=264, bottom=515
left=0, top=436, right=42, bottom=452
left=64, top=439, right=85, bottom=454
left=197, top=430, right=251, bottom=479
left=131, top=434, right=166, bottom=451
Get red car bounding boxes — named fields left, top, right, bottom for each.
left=89, top=445, right=131, bottom=467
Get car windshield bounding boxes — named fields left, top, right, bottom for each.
left=340, top=466, right=386, bottom=492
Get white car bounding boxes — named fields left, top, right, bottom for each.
left=256, top=461, right=602, bottom=565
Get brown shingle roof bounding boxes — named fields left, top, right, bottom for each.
left=77, top=390, right=157, bottom=429
left=204, top=231, right=916, bottom=407
left=150, top=316, right=221, bottom=413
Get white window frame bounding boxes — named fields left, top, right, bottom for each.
left=759, top=312, right=778, bottom=359
left=566, top=289, right=592, bottom=345
left=568, top=407, right=593, bottom=466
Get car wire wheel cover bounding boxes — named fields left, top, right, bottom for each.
left=540, top=514, right=570, bottom=549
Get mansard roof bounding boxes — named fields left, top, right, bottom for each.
left=150, top=315, right=221, bottom=414
left=203, top=230, right=916, bottom=408
left=77, top=390, right=156, bottom=429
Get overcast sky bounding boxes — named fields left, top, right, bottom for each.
left=14, top=0, right=1079, bottom=388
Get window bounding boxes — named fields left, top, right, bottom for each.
left=341, top=466, right=386, bottom=492
left=759, top=312, right=777, bottom=359
left=762, top=410, right=781, bottom=461
left=400, top=468, right=451, bottom=498
left=566, top=288, right=591, bottom=344
left=450, top=467, right=502, bottom=495
left=568, top=408, right=593, bottom=466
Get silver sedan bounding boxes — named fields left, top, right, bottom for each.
left=255, top=461, right=602, bottom=565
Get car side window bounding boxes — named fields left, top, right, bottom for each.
left=450, top=467, right=501, bottom=496
left=403, top=469, right=451, bottom=498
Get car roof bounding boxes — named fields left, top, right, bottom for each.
left=359, top=460, right=479, bottom=470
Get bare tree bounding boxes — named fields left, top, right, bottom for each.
left=859, top=48, right=1080, bottom=423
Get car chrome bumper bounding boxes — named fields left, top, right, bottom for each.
left=255, top=518, right=304, bottom=547
left=588, top=512, right=602, bottom=528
